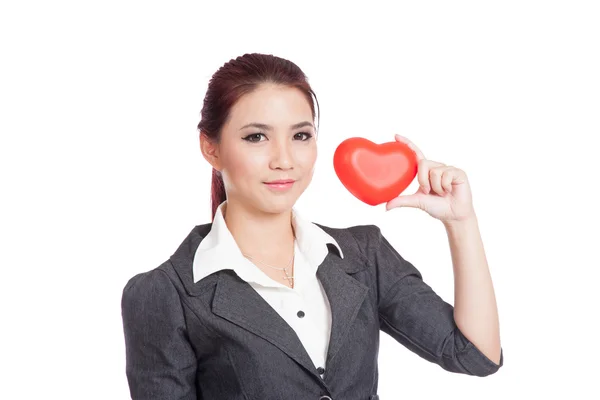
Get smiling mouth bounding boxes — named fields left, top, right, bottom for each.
left=264, top=181, right=295, bottom=190
left=264, top=180, right=295, bottom=184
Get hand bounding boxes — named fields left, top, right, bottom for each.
left=385, top=134, right=476, bottom=224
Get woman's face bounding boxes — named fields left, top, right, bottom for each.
left=204, top=83, right=318, bottom=215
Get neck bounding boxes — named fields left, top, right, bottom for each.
left=222, top=198, right=296, bottom=259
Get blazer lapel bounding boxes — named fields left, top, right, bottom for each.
left=171, top=224, right=369, bottom=380
left=211, top=270, right=318, bottom=375
left=210, top=245, right=369, bottom=378
left=316, top=249, right=369, bottom=367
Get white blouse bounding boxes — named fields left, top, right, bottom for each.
left=192, top=200, right=344, bottom=376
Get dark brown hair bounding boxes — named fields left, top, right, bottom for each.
left=197, top=53, right=320, bottom=221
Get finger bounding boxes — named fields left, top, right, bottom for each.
left=394, top=134, right=425, bottom=161
left=441, top=168, right=454, bottom=193
left=429, top=166, right=449, bottom=196
left=386, top=194, right=422, bottom=211
left=417, top=159, right=445, bottom=194
left=417, top=159, right=430, bottom=193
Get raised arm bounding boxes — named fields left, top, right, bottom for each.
left=352, top=224, right=503, bottom=377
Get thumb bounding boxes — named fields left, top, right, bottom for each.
left=385, top=194, right=423, bottom=211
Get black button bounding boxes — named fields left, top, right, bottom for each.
left=297, top=310, right=305, bottom=318
left=317, top=367, right=325, bottom=374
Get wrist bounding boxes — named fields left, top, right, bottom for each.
left=442, top=213, right=478, bottom=230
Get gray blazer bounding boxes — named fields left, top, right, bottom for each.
left=121, top=222, right=503, bottom=400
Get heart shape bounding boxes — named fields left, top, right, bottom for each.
left=333, top=137, right=418, bottom=206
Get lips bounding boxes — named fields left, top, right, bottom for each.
left=264, top=179, right=296, bottom=191
left=264, top=179, right=295, bottom=184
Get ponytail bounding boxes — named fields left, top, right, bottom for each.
left=210, top=168, right=226, bottom=221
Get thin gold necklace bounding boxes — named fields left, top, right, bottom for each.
left=242, top=242, right=295, bottom=288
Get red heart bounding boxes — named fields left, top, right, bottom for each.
left=333, top=137, right=418, bottom=206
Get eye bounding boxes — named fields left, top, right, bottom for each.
left=294, top=132, right=313, bottom=141
left=242, top=133, right=266, bottom=143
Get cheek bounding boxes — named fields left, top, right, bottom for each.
left=224, top=148, right=265, bottom=182
left=297, top=143, right=317, bottom=168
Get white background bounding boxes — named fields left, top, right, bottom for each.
left=1, top=1, right=599, bottom=398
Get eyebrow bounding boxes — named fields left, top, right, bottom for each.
left=239, top=121, right=314, bottom=131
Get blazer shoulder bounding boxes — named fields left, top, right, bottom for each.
left=122, top=261, right=179, bottom=298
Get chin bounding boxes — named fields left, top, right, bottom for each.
left=263, top=199, right=296, bottom=214
left=253, top=194, right=298, bottom=215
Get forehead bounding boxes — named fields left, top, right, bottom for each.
left=229, top=84, right=313, bottom=127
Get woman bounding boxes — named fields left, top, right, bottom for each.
left=121, top=53, right=503, bottom=400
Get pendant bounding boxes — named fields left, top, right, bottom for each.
left=282, top=268, right=294, bottom=286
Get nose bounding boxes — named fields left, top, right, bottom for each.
left=269, top=138, right=294, bottom=170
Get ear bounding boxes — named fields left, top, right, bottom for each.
left=200, top=132, right=222, bottom=171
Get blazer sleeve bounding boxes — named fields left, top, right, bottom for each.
left=121, top=269, right=197, bottom=399
left=353, top=224, right=503, bottom=377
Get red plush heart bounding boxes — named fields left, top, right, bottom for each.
left=333, top=137, right=418, bottom=206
